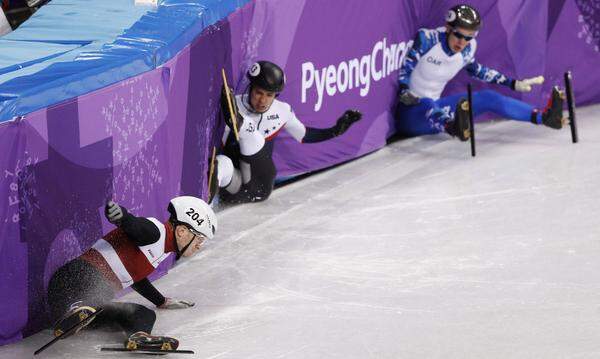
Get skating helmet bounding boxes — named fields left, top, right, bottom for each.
left=168, top=196, right=217, bottom=240
left=247, top=61, right=285, bottom=93
left=446, top=4, right=481, bottom=31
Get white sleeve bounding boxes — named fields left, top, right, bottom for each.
left=0, top=9, right=12, bottom=37
left=283, top=105, right=306, bottom=142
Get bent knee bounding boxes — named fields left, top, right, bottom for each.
left=216, top=155, right=234, bottom=188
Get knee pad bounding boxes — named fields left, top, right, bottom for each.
left=216, top=155, right=234, bottom=188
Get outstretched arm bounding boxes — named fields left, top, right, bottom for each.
left=464, top=60, right=514, bottom=88
left=465, top=61, right=544, bottom=93
left=105, top=201, right=160, bottom=246
left=132, top=278, right=195, bottom=309
left=303, top=110, right=362, bottom=143
left=285, top=110, right=362, bottom=144
left=131, top=278, right=167, bottom=307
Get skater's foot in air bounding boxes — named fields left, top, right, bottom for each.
left=445, top=98, right=471, bottom=141
left=540, top=86, right=568, bottom=129
left=53, top=302, right=98, bottom=338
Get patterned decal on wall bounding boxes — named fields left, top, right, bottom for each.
left=102, top=77, right=165, bottom=212
left=4, top=152, right=39, bottom=226
left=576, top=0, right=600, bottom=52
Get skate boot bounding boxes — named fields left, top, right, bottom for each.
left=445, top=98, right=471, bottom=141
left=53, top=302, right=98, bottom=338
left=125, top=331, right=180, bottom=351
left=540, top=86, right=567, bottom=129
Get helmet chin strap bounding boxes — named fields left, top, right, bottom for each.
left=176, top=234, right=196, bottom=260
left=242, top=84, right=256, bottom=113
left=175, top=225, right=197, bottom=260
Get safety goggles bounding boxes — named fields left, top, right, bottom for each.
left=186, top=225, right=204, bottom=238
left=451, top=29, right=477, bottom=42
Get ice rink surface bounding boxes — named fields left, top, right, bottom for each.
left=3, top=105, right=600, bottom=358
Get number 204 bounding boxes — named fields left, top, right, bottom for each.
left=185, top=207, right=205, bottom=227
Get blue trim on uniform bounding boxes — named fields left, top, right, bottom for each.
left=465, top=61, right=514, bottom=88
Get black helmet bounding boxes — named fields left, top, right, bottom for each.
left=246, top=61, right=285, bottom=93
left=446, top=4, right=481, bottom=31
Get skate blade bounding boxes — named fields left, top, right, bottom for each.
left=53, top=306, right=97, bottom=338
left=101, top=347, right=194, bottom=354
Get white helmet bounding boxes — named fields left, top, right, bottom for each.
left=168, top=196, right=217, bottom=240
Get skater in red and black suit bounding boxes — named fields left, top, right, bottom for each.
left=46, top=196, right=217, bottom=350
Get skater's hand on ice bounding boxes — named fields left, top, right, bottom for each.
left=397, top=88, right=420, bottom=106
left=514, top=76, right=544, bottom=92
left=105, top=201, right=123, bottom=225
left=335, top=110, right=362, bottom=136
left=159, top=298, right=195, bottom=309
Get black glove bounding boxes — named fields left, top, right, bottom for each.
left=105, top=201, right=124, bottom=225
left=397, top=88, right=420, bottom=106
left=220, top=86, right=241, bottom=129
left=334, top=110, right=362, bottom=136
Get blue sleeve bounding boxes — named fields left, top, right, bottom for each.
left=464, top=60, right=515, bottom=89
left=398, top=29, right=438, bottom=89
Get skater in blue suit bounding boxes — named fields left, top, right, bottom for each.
left=396, top=4, right=567, bottom=141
